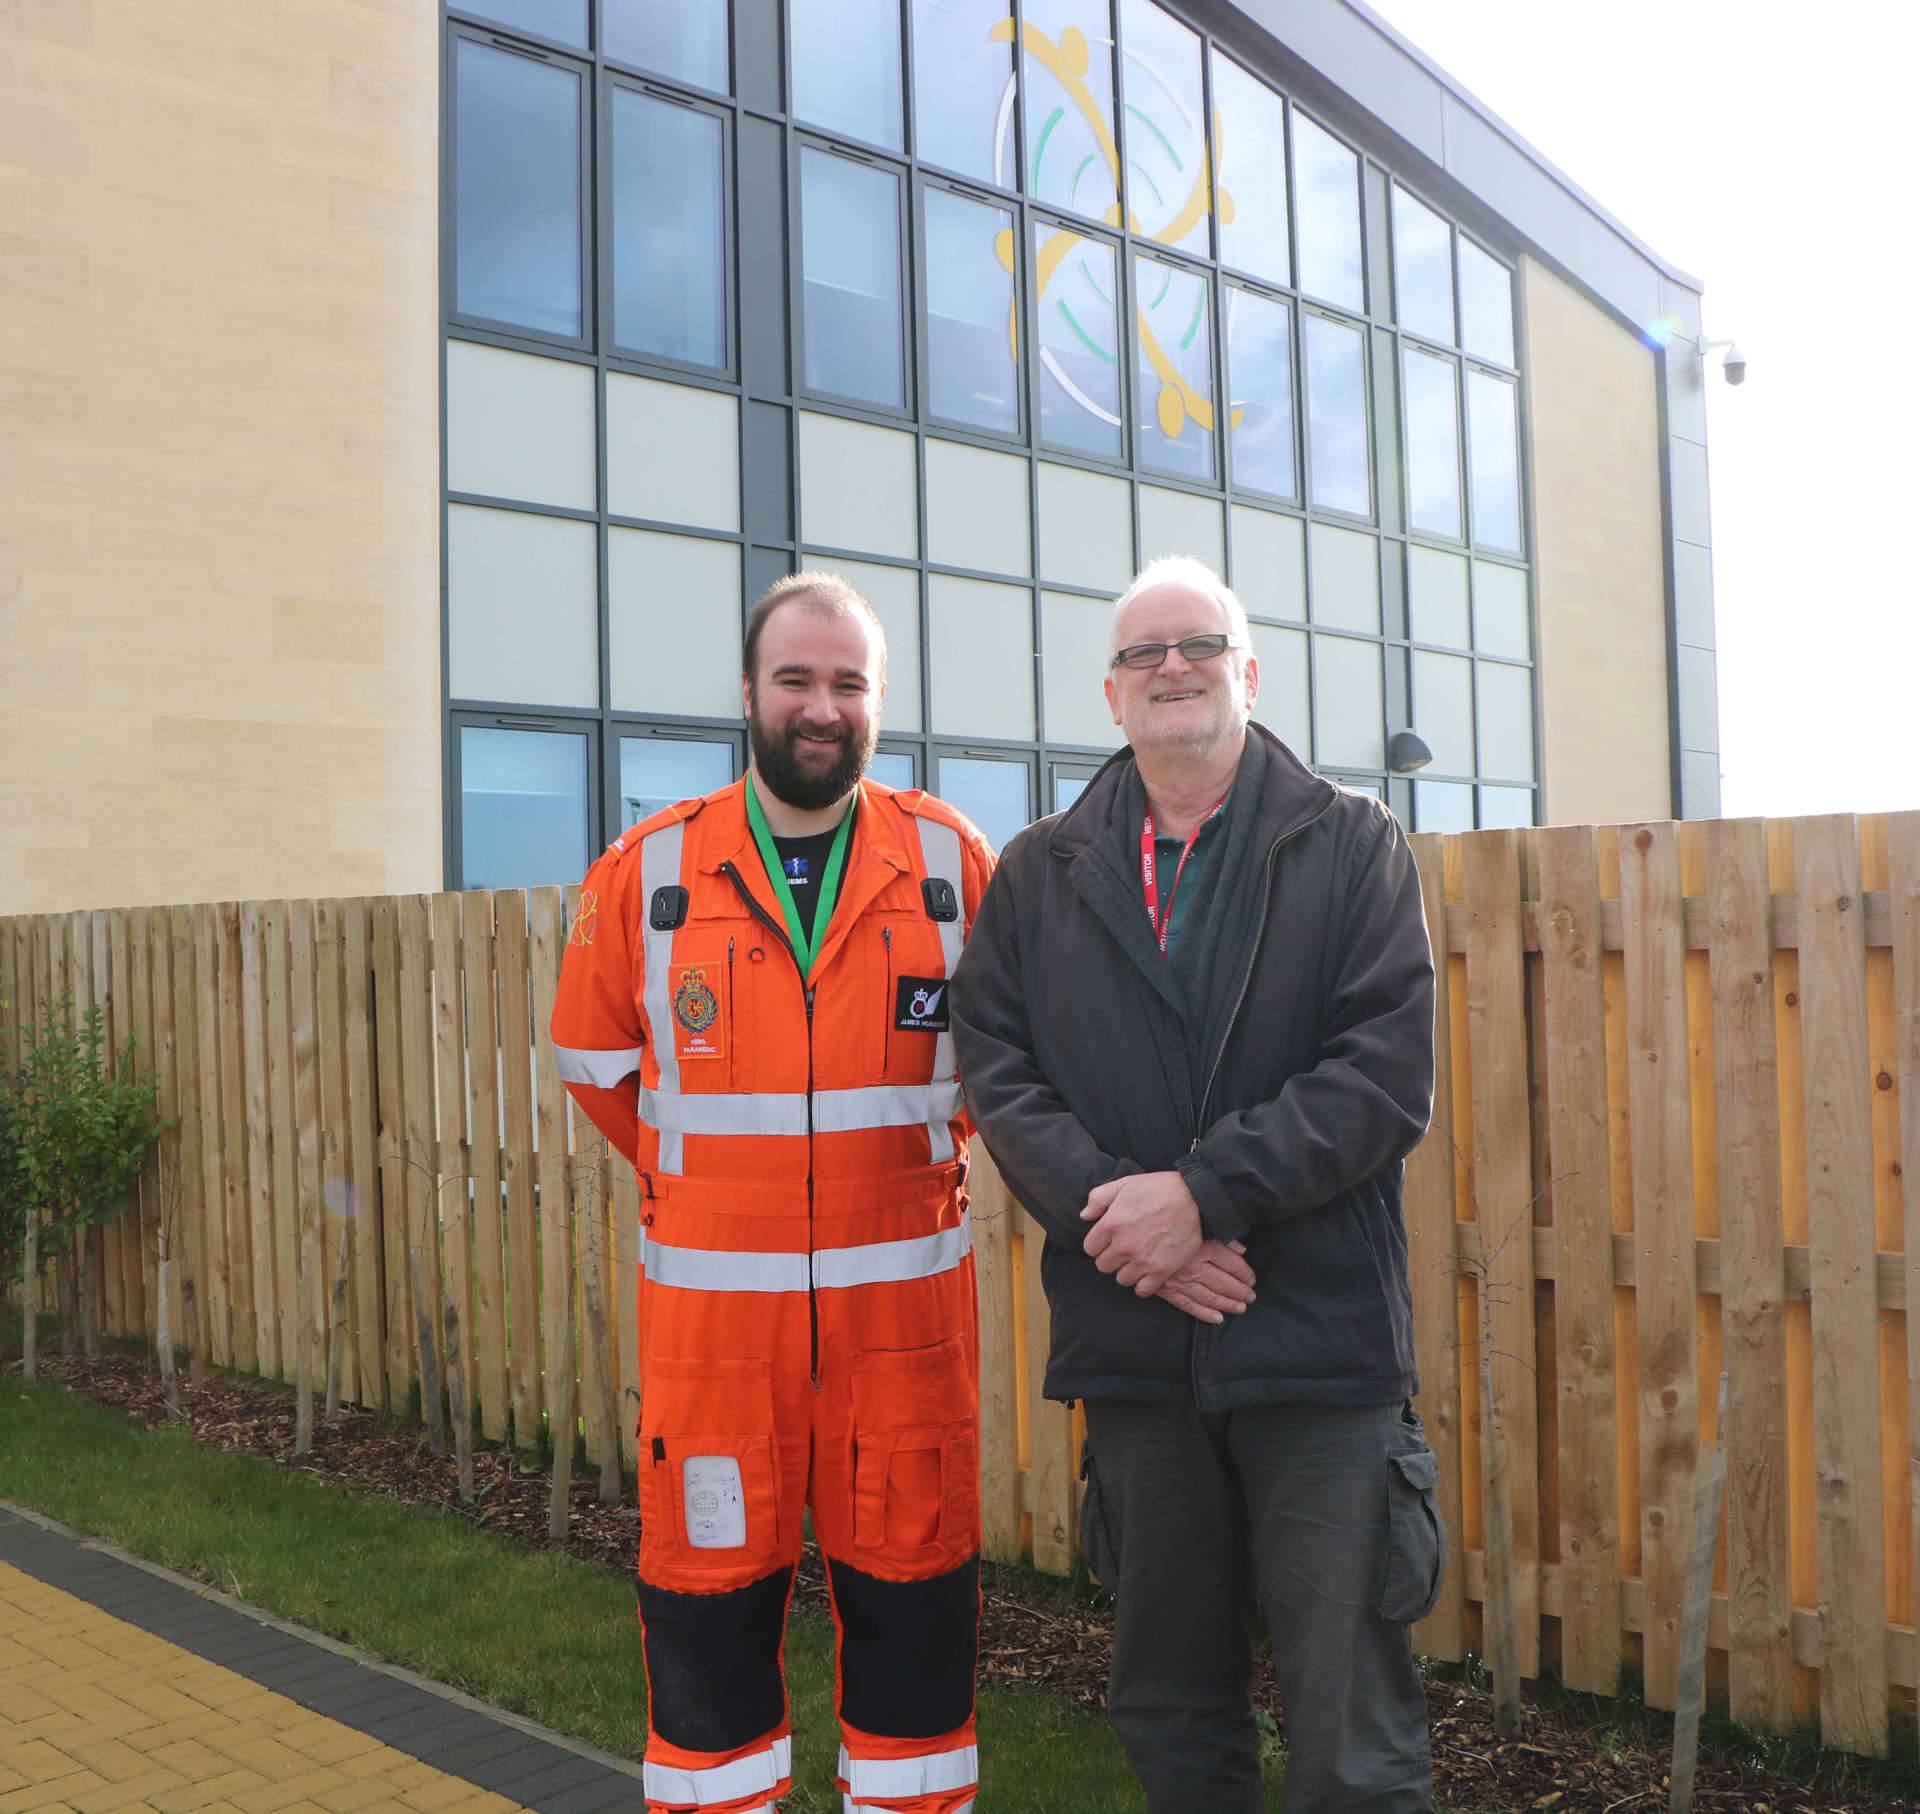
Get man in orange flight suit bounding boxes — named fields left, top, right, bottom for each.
left=551, top=573, right=994, bottom=1814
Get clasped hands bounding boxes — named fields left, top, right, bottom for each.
left=1080, top=1172, right=1255, bottom=1324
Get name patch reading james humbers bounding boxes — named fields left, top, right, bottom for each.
left=894, top=975, right=950, bottom=1032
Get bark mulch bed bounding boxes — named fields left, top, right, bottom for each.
left=23, top=1349, right=1920, bottom=1814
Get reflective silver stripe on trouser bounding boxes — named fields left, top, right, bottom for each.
left=847, top=1802, right=972, bottom=1814
left=553, top=1043, right=643, bottom=1090
left=638, top=1081, right=965, bottom=1138
left=642, top=1734, right=791, bottom=1806
left=912, top=818, right=967, bottom=1156
left=640, top=1216, right=971, bottom=1294
left=839, top=1743, right=979, bottom=1799
left=639, top=819, right=688, bottom=1174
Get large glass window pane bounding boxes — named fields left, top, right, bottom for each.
left=1119, top=0, right=1208, bottom=257
left=460, top=727, right=589, bottom=890
left=1311, top=634, right=1384, bottom=771
left=1475, top=661, right=1534, bottom=781
left=1415, top=779, right=1474, bottom=833
left=454, top=39, right=582, bottom=338
left=1392, top=186, right=1454, bottom=345
left=1459, top=239, right=1515, bottom=367
left=1479, top=784, right=1533, bottom=829
left=1411, top=650, right=1473, bottom=774
left=1467, top=370, right=1522, bottom=551
left=459, top=0, right=586, bottom=49
left=1225, top=288, right=1294, bottom=499
left=1472, top=559, right=1529, bottom=658
left=619, top=736, right=734, bottom=826
left=1210, top=51, right=1287, bottom=285
left=926, top=188, right=1020, bottom=435
left=792, top=0, right=903, bottom=150
left=1291, top=112, right=1362, bottom=312
left=913, top=0, right=1014, bottom=185
left=612, top=90, right=725, bottom=367
left=937, top=755, right=1031, bottom=854
left=604, top=0, right=727, bottom=90
left=1402, top=348, right=1461, bottom=539
left=1408, top=545, right=1470, bottom=646
left=1303, top=314, right=1370, bottom=517
left=1022, top=0, right=1117, bottom=222
left=1135, top=256, right=1213, bottom=479
left=870, top=751, right=917, bottom=790
left=1035, top=225, right=1123, bottom=459
left=801, top=149, right=905, bottom=408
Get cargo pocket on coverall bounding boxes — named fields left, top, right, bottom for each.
left=850, top=1339, right=977, bottom=1567
left=638, top=1355, right=783, bottom=1584
left=1077, top=1438, right=1121, bottom=1587
left=1374, top=1405, right=1447, bottom=1624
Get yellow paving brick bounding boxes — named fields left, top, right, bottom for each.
left=397, top=1779, right=494, bottom=1813
left=0, top=1685, right=62, bottom=1724
left=0, top=1769, right=106, bottom=1812
left=226, top=1736, right=316, bottom=1781
left=121, top=1684, right=208, bottom=1723
left=1, top=1738, right=82, bottom=1782
left=432, top=1795, right=527, bottom=1814
left=60, top=1737, right=156, bottom=1783
left=64, top=1772, right=195, bottom=1814
left=313, top=1776, right=418, bottom=1814
left=149, top=1767, right=276, bottom=1813
left=147, top=1738, right=235, bottom=1780
left=0, top=1771, right=20, bottom=1796
left=339, top=1749, right=414, bottom=1782
left=281, top=1726, right=383, bottom=1767
left=228, top=1767, right=351, bottom=1814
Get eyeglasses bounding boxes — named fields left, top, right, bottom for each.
left=1109, top=633, right=1248, bottom=671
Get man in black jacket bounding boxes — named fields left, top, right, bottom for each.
left=950, top=556, right=1444, bottom=1812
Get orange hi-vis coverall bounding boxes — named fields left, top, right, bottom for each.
left=550, top=775, right=994, bottom=1814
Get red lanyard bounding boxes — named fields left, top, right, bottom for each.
left=1141, top=798, right=1227, bottom=953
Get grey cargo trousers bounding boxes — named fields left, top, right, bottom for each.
left=1082, top=1398, right=1442, bottom=1813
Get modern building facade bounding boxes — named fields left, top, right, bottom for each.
left=1, top=0, right=1719, bottom=913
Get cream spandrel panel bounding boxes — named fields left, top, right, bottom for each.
left=608, top=530, right=741, bottom=720
left=1229, top=506, right=1304, bottom=622
left=606, top=375, right=740, bottom=534
left=798, top=412, right=918, bottom=560
left=1137, top=484, right=1223, bottom=572
left=1249, top=623, right=1309, bottom=753
left=924, top=439, right=1031, bottom=578
left=447, top=504, right=598, bottom=709
left=928, top=575, right=1034, bottom=741
left=1312, top=634, right=1384, bottom=770
left=446, top=341, right=596, bottom=512
left=1041, top=592, right=1125, bottom=751
left=1037, top=462, right=1133, bottom=595
left=801, top=555, right=923, bottom=733
left=1308, top=521, right=1380, bottom=633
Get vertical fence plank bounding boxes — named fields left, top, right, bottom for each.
left=1704, top=818, right=1795, bottom=1728
left=127, top=906, right=160, bottom=1338
left=495, top=888, right=542, bottom=1447
left=88, top=914, right=126, bottom=1338
left=1889, top=811, right=1920, bottom=1749
left=372, top=898, right=414, bottom=1404
left=168, top=906, right=206, bottom=1381
left=341, top=901, right=383, bottom=1409
left=290, top=905, right=325, bottom=1411
left=611, top=1160, right=642, bottom=1473
left=433, top=892, right=476, bottom=1452
left=263, top=902, right=302, bottom=1381
left=462, top=890, right=509, bottom=1440
left=1620, top=821, right=1699, bottom=1711
left=971, top=1138, right=1024, bottom=1566
left=399, top=895, right=445, bottom=1442
left=1023, top=1215, right=1075, bottom=1575
left=529, top=887, right=576, bottom=1458
left=1406, top=833, right=1465, bottom=1661
left=240, top=902, right=278, bottom=1371
left=192, top=905, right=230, bottom=1370
left=313, top=901, right=349, bottom=1408
left=1797, top=815, right=1888, bottom=1754
left=151, top=908, right=187, bottom=1358
left=562, top=885, right=605, bottom=1477
left=1535, top=824, right=1619, bottom=1693
left=217, top=905, right=256, bottom=1371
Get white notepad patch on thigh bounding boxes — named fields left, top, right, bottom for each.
left=682, top=1455, right=747, bottom=1548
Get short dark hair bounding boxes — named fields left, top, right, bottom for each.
left=743, top=572, right=888, bottom=686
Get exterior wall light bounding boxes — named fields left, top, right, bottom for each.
left=1388, top=729, right=1434, bottom=774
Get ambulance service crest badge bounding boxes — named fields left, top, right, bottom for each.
left=670, top=964, right=725, bottom=1059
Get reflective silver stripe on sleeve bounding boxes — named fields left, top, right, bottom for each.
left=912, top=817, right=967, bottom=1156
left=554, top=1044, right=643, bottom=1090
left=641, top=1215, right=970, bottom=1295
left=643, top=1736, right=791, bottom=1806
left=839, top=1744, right=980, bottom=1798
left=637, top=1081, right=963, bottom=1138
left=639, top=819, right=688, bottom=1173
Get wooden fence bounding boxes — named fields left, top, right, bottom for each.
left=3, top=812, right=1918, bottom=1754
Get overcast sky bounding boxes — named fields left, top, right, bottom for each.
left=1363, top=0, right=1920, bottom=818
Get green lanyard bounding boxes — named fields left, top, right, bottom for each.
left=744, top=777, right=858, bottom=978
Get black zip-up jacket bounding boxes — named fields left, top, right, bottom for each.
left=950, top=726, right=1436, bottom=1408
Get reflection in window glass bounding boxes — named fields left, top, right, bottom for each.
left=455, top=40, right=582, bottom=337
left=1119, top=0, right=1208, bottom=257
left=1472, top=560, right=1529, bottom=658
left=460, top=0, right=586, bottom=48
left=1225, top=288, right=1294, bottom=498
left=460, top=727, right=590, bottom=890
left=792, top=0, right=903, bottom=147
left=1467, top=370, right=1522, bottom=550
left=1055, top=772, right=1092, bottom=810
left=801, top=149, right=904, bottom=407
left=1476, top=661, right=1534, bottom=781
left=1459, top=240, right=1515, bottom=367
left=620, top=737, right=733, bottom=826
left=1136, top=257, right=1212, bottom=479
left=1304, top=314, right=1370, bottom=516
left=870, top=751, right=917, bottom=790
left=1291, top=112, right=1362, bottom=311
left=926, top=188, right=1020, bottom=435
left=913, top=0, right=1013, bottom=184
left=604, top=0, right=727, bottom=90
left=1408, top=545, right=1470, bottom=646
left=1022, top=0, right=1117, bottom=221
left=1416, top=779, right=1475, bottom=833
left=1392, top=187, right=1454, bottom=345
left=612, top=91, right=725, bottom=366
left=1402, top=348, right=1461, bottom=539
left=1035, top=225, right=1123, bottom=459
left=1412, top=651, right=1473, bottom=774
left=938, top=756, right=1031, bottom=855
left=1210, top=51, right=1287, bottom=285
left=1312, top=634, right=1384, bottom=771
left=1479, top=784, right=1533, bottom=829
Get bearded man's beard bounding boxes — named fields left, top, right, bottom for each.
left=748, top=691, right=878, bottom=810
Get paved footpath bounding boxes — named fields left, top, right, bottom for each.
left=0, top=1503, right=642, bottom=1813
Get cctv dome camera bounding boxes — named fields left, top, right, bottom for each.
left=1722, top=345, right=1746, bottom=385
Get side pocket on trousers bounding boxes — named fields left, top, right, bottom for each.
left=850, top=1338, right=978, bottom=1571
left=1374, top=1407, right=1447, bottom=1624
left=1077, top=1438, right=1122, bottom=1587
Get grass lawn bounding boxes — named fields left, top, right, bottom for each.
left=0, top=1374, right=1285, bottom=1811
